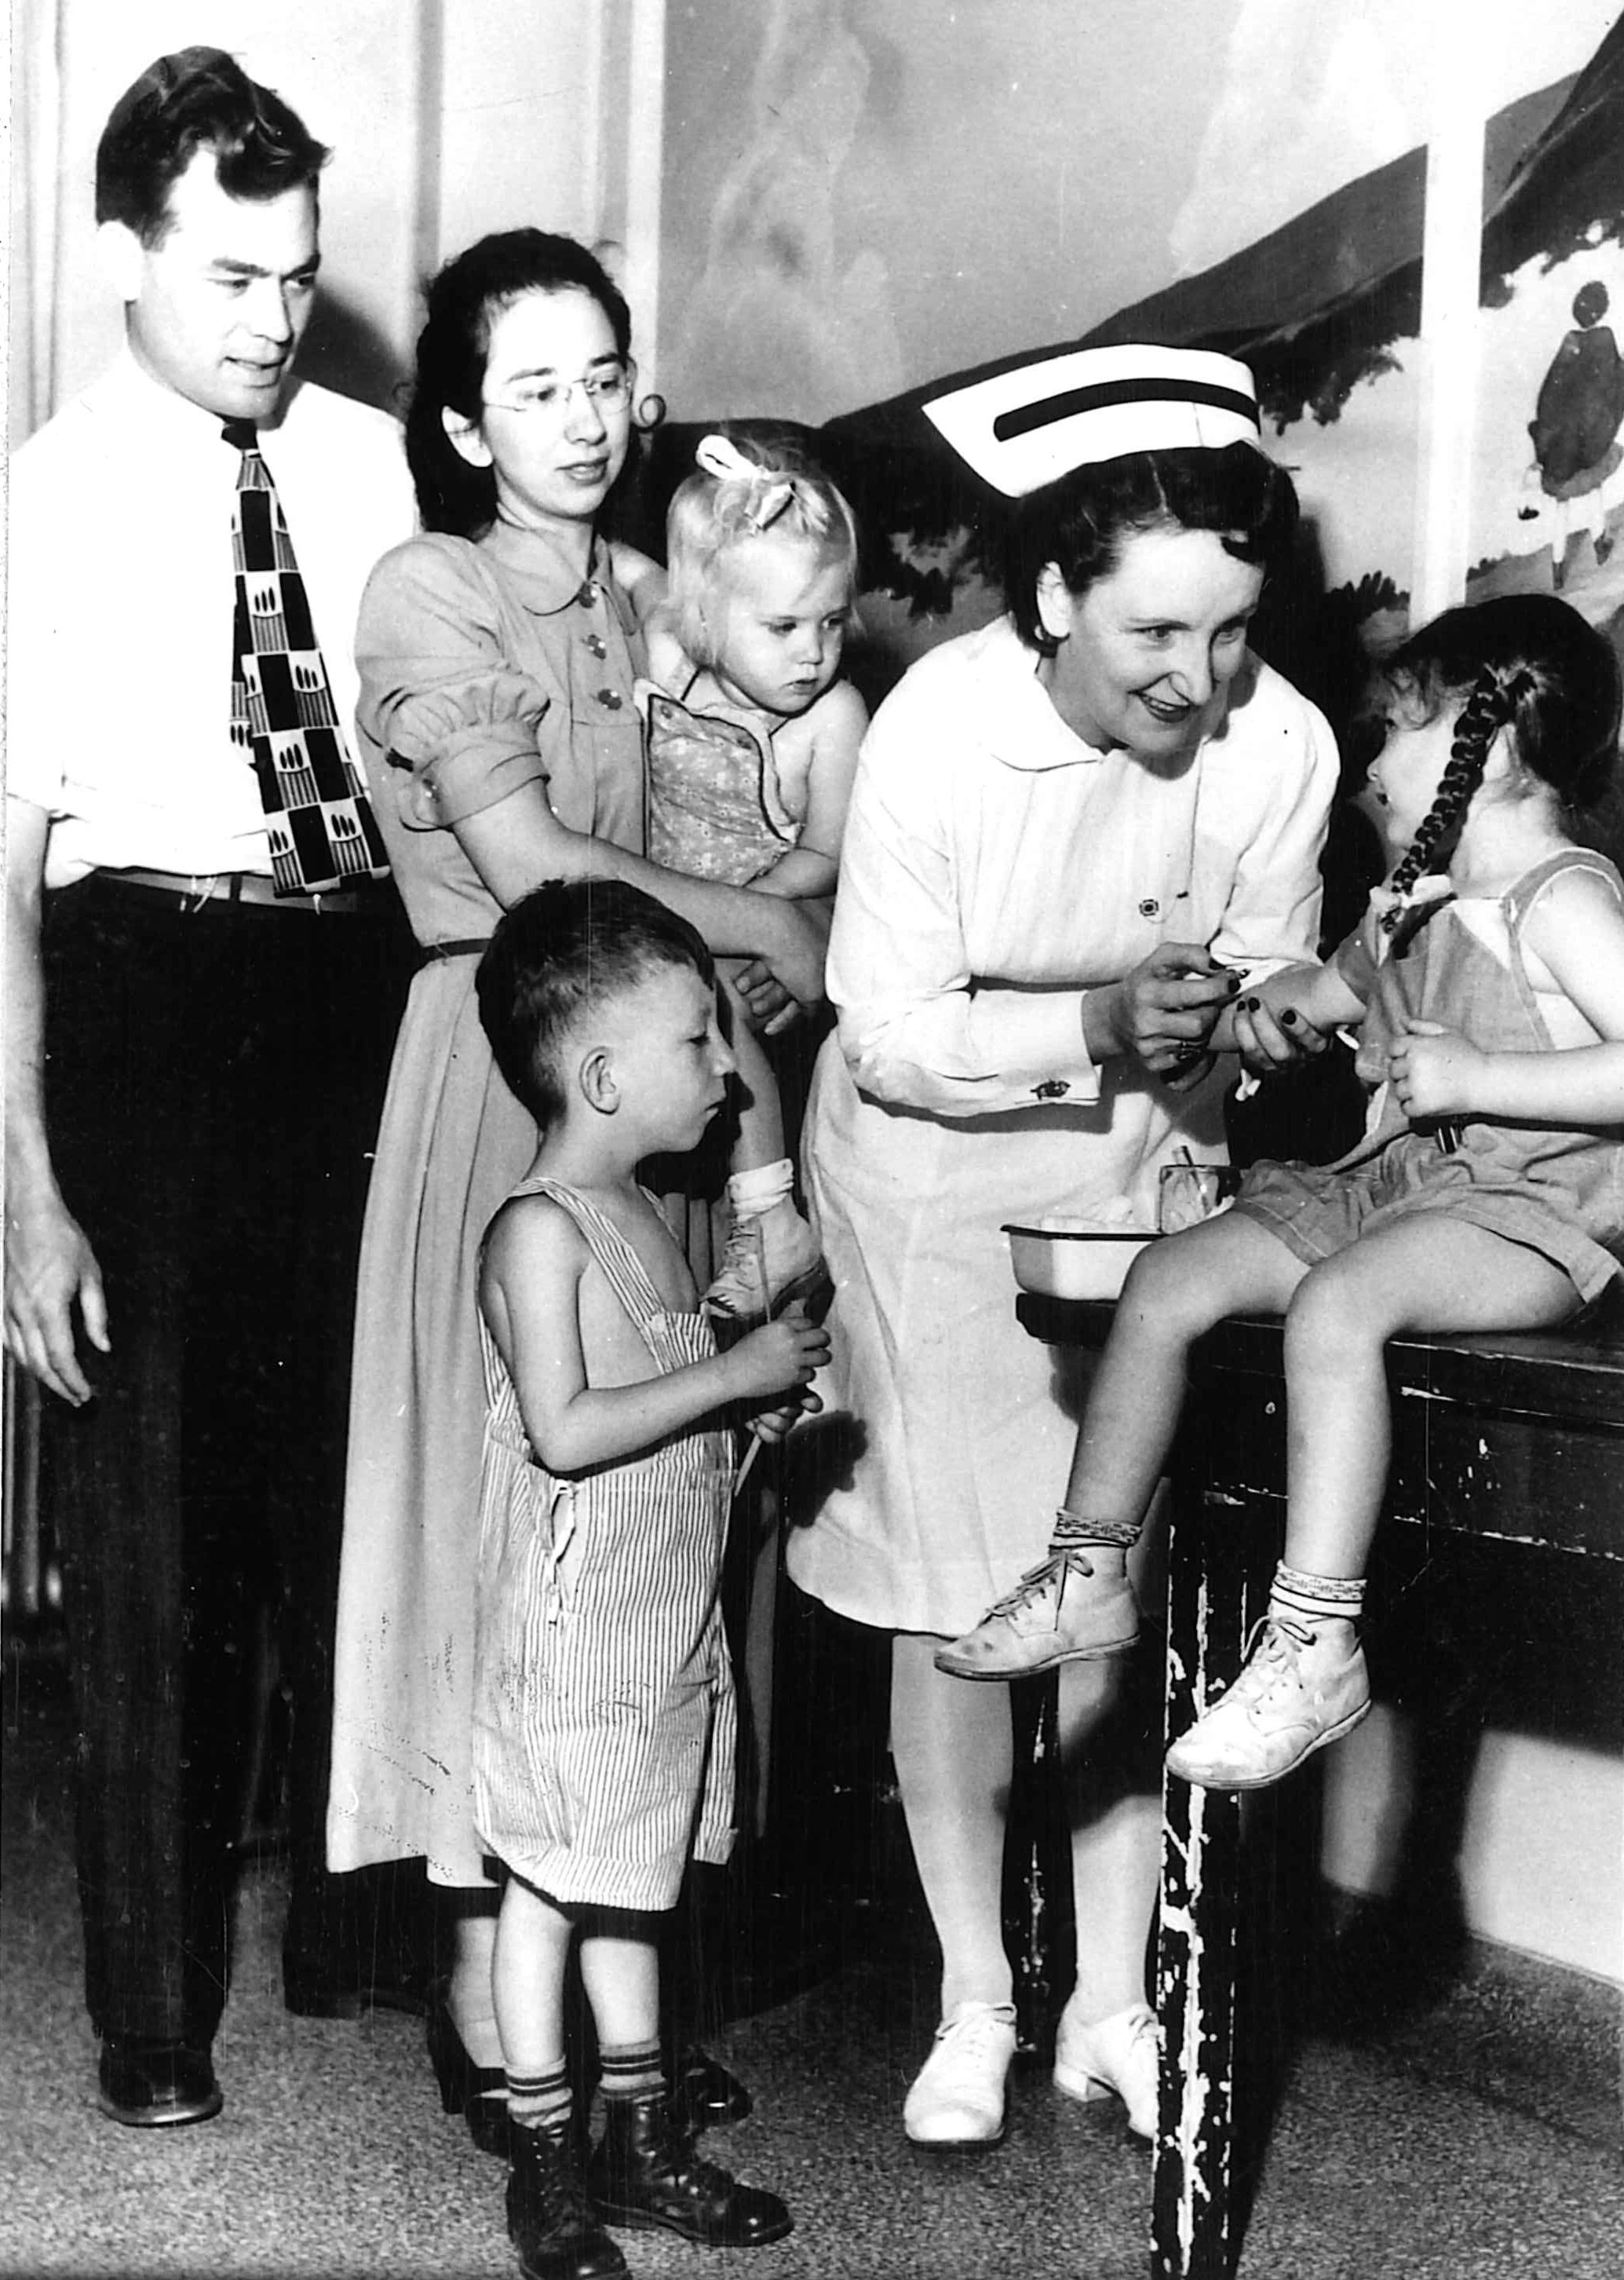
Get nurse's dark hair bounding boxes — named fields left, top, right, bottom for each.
left=1375, top=594, right=1622, bottom=929
left=1003, top=441, right=1300, bottom=656
left=476, top=879, right=713, bottom=1127
left=405, top=230, right=633, bottom=539
left=95, top=47, right=328, bottom=247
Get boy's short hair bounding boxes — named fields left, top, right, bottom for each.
left=476, top=879, right=714, bottom=1127
left=665, top=429, right=860, bottom=669
left=96, top=46, right=329, bottom=247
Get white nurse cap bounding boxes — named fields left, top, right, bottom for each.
left=922, top=344, right=1262, bottom=498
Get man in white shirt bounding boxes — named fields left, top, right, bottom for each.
left=4, top=48, right=418, bottom=2126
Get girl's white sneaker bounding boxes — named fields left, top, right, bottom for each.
left=1164, top=1614, right=1370, bottom=1790
left=1053, top=1999, right=1159, bottom=2139
left=902, top=2000, right=1018, bottom=2147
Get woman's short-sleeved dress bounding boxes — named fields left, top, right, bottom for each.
left=327, top=520, right=646, bottom=1885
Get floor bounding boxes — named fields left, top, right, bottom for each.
left=2, top=1638, right=1621, bottom=2280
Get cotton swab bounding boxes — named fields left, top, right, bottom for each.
left=732, top=1212, right=772, bottom=1498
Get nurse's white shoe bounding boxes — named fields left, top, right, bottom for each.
left=1053, top=1999, right=1159, bottom=2139
left=902, top=2000, right=1017, bottom=2147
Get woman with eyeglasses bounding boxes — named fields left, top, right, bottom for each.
left=327, top=232, right=827, bottom=2165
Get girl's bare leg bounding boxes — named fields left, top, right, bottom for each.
left=1282, top=1216, right=1577, bottom=1577
left=706, top=960, right=823, bottom=1322
left=717, top=959, right=786, bottom=1174
left=1060, top=1212, right=1308, bottom=1524
left=938, top=1214, right=1305, bottom=1679
left=1169, top=1215, right=1578, bottom=1792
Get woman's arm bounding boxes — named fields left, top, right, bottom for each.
left=361, top=540, right=828, bottom=1004
left=453, top=791, right=828, bottom=1003
left=1391, top=867, right=1624, bottom=1125
left=482, top=1198, right=825, bottom=1471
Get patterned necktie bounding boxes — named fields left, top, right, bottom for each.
left=224, top=418, right=389, bottom=895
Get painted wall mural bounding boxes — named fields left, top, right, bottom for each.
left=661, top=0, right=905, bottom=425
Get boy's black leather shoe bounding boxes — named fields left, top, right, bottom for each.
left=508, top=2120, right=626, bottom=2280
left=97, top=2037, right=223, bottom=2127
left=586, top=2091, right=793, bottom=2246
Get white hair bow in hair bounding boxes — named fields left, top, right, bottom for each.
left=695, top=433, right=796, bottom=530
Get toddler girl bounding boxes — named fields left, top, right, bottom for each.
left=940, top=594, right=1624, bottom=1789
left=473, top=879, right=827, bottom=2278
left=640, top=431, right=868, bottom=1324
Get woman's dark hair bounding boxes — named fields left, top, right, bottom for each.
left=1376, top=594, right=1623, bottom=925
left=1002, top=441, right=1300, bottom=654
left=476, top=878, right=713, bottom=1127
left=404, top=231, right=633, bottom=539
left=95, top=46, right=328, bottom=247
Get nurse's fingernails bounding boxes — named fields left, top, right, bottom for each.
left=1243, top=996, right=1260, bottom=1011
left=1226, top=974, right=1243, bottom=993
left=1280, top=1008, right=1298, bottom=1027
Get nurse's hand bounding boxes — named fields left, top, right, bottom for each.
left=1086, top=942, right=1241, bottom=1081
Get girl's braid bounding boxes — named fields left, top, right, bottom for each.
left=1380, top=666, right=1533, bottom=934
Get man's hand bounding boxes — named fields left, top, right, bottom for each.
left=4, top=1192, right=109, bottom=1405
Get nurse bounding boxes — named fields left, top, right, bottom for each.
left=789, top=345, right=1339, bottom=2147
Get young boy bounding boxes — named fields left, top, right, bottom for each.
left=473, top=880, right=826, bottom=2280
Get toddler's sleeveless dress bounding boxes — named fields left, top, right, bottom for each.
left=639, top=673, right=801, bottom=887
left=473, top=1177, right=738, bottom=1910
left=1237, top=849, right=1624, bottom=1305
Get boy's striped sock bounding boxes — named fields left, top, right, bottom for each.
left=507, top=2059, right=573, bottom=2136
left=598, top=2037, right=665, bottom=2104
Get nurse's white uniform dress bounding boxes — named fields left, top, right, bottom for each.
left=789, top=615, right=1338, bottom=1638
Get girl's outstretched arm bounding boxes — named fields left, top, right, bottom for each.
left=1210, top=956, right=1366, bottom=1059
left=1391, top=866, right=1624, bottom=1125
left=480, top=1195, right=826, bottom=1473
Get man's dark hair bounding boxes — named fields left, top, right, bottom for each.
left=95, top=46, right=329, bottom=247
left=476, top=879, right=714, bottom=1127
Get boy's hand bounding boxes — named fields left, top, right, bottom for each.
left=722, top=1300, right=830, bottom=1403
left=1389, top=1018, right=1486, bottom=1119
left=746, top=1389, right=824, bottom=1445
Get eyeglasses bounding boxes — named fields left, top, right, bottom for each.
left=481, top=362, right=635, bottom=418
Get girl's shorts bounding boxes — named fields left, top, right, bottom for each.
left=1233, top=1140, right=1617, bottom=1307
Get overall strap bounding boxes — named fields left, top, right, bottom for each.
left=1504, top=846, right=1624, bottom=934
left=516, top=1176, right=668, bottom=1339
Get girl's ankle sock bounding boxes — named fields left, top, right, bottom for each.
left=507, top=2059, right=573, bottom=2136
left=598, top=2036, right=665, bottom=2103
left=1268, top=1559, right=1365, bottom=1626
left=725, top=1158, right=794, bottom=1217
left=1050, top=1507, right=1139, bottom=1552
